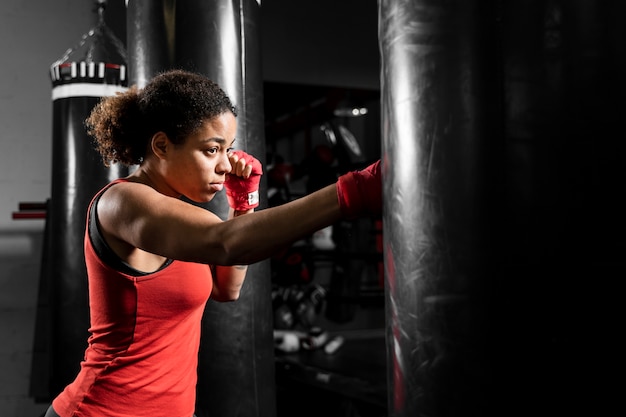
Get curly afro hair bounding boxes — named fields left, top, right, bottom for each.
left=86, top=69, right=237, bottom=166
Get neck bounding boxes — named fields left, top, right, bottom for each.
left=127, top=164, right=180, bottom=198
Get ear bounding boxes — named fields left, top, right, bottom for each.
left=150, top=132, right=170, bottom=160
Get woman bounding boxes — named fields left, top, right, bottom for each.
left=44, top=69, right=381, bottom=417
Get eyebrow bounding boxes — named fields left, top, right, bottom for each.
left=201, top=137, right=237, bottom=147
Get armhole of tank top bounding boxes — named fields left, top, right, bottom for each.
left=88, top=185, right=174, bottom=277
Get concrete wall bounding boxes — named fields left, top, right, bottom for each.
left=0, top=1, right=110, bottom=415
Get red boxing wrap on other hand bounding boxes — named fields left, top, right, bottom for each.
left=225, top=150, right=263, bottom=211
left=336, top=160, right=382, bottom=219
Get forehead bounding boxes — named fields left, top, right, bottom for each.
left=191, top=113, right=237, bottom=143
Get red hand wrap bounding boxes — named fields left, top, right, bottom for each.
left=336, top=160, right=382, bottom=219
left=225, top=151, right=263, bottom=210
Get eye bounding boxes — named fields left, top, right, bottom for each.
left=204, top=147, right=219, bottom=155
left=226, top=147, right=235, bottom=154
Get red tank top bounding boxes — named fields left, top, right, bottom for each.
left=53, top=180, right=213, bottom=417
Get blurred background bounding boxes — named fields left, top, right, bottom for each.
left=1, top=1, right=623, bottom=416
left=0, top=1, right=382, bottom=416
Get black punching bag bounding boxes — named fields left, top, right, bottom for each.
left=379, top=1, right=501, bottom=416
left=47, top=4, right=129, bottom=395
left=175, top=1, right=275, bottom=416
left=499, top=2, right=626, bottom=413
left=126, top=0, right=175, bottom=87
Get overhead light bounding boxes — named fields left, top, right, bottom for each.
left=333, top=106, right=368, bottom=118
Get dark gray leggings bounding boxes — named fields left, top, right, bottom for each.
left=43, top=404, right=197, bottom=417
left=43, top=405, right=59, bottom=417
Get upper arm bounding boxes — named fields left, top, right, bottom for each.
left=97, top=183, right=229, bottom=264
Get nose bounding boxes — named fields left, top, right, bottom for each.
left=216, top=151, right=232, bottom=175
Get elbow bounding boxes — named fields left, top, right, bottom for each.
left=211, top=290, right=241, bottom=302
left=211, top=294, right=239, bottom=303
left=215, top=231, right=257, bottom=266
left=221, top=287, right=242, bottom=301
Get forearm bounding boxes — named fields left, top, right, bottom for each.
left=212, top=184, right=342, bottom=266
left=211, top=264, right=247, bottom=301
left=179, top=160, right=378, bottom=266
left=210, top=208, right=253, bottom=301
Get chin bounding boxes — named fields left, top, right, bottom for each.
left=183, top=193, right=216, bottom=204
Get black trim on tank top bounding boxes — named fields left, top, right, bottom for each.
left=89, top=188, right=173, bottom=277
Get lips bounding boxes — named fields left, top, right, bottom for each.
left=209, top=182, right=224, bottom=192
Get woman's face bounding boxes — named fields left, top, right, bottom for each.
left=165, top=112, right=238, bottom=203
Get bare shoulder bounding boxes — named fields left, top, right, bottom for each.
left=97, top=181, right=208, bottom=224
left=97, top=181, right=164, bottom=219
left=95, top=182, right=164, bottom=243
left=96, top=181, right=223, bottom=258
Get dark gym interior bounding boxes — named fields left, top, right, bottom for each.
left=1, top=1, right=623, bottom=416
